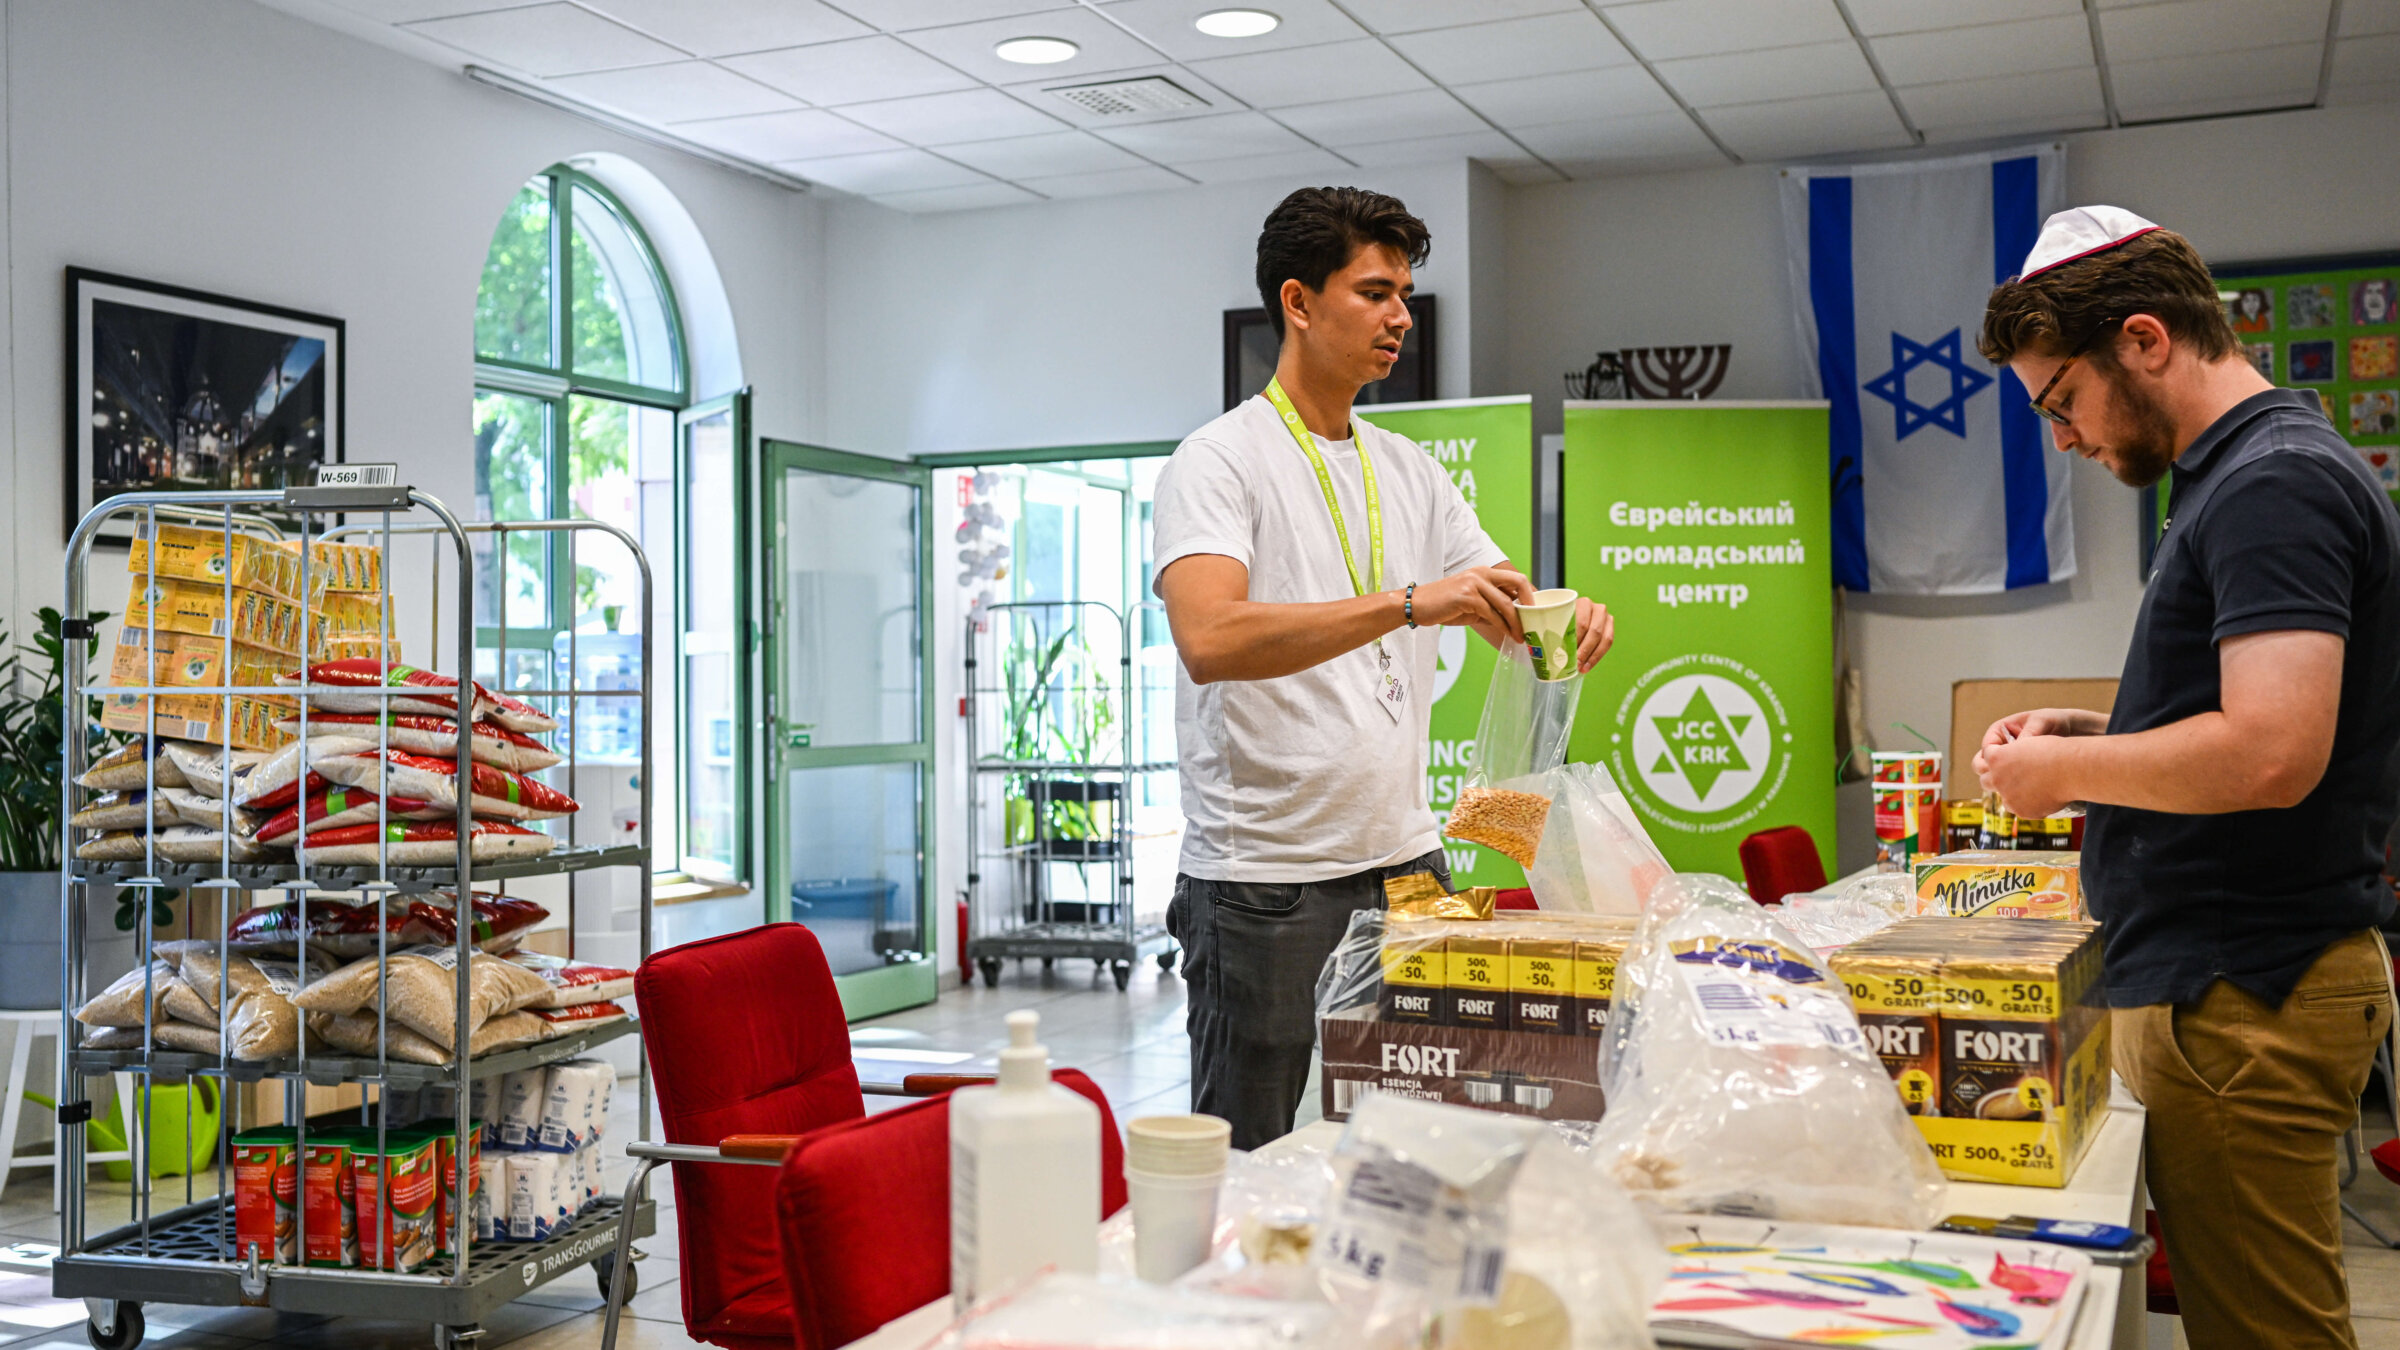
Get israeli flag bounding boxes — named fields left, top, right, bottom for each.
left=1781, top=145, right=2072, bottom=594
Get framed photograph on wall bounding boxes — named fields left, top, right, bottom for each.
left=1222, top=294, right=1435, bottom=411
left=67, top=267, right=344, bottom=543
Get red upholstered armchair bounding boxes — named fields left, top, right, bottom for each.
left=1738, top=825, right=1827, bottom=905
left=773, top=1069, right=1128, bottom=1350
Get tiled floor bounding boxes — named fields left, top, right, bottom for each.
left=10, top=960, right=2400, bottom=1350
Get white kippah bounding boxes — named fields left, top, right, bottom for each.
left=2018, top=205, right=2161, bottom=280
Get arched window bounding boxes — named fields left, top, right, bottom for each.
left=471, top=165, right=683, bottom=682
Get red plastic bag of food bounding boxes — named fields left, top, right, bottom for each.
left=484, top=690, right=559, bottom=736
left=274, top=713, right=562, bottom=774
left=293, top=820, right=557, bottom=867
left=503, top=951, right=635, bottom=1008
left=402, top=892, right=549, bottom=949
left=236, top=737, right=375, bottom=810
left=310, top=748, right=578, bottom=821
left=531, top=1002, right=627, bottom=1039
left=225, top=891, right=549, bottom=956
left=255, top=786, right=447, bottom=846
left=281, top=660, right=489, bottom=720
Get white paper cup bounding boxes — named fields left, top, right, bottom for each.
left=1517, top=589, right=1580, bottom=681
left=1126, top=1114, right=1231, bottom=1177
left=1128, top=1167, right=1225, bottom=1284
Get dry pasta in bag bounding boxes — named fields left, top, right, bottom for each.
left=1591, top=873, right=1947, bottom=1230
left=1443, top=642, right=1581, bottom=868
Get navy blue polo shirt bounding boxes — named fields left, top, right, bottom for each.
left=2084, top=388, right=2400, bottom=1008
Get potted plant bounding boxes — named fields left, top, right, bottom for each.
left=0, top=607, right=136, bottom=1010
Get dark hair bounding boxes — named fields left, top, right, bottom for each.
left=1255, top=187, right=1430, bottom=339
left=1978, top=228, right=2238, bottom=368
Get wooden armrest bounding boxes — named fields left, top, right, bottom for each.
left=718, top=1134, right=804, bottom=1161
left=902, top=1072, right=999, bottom=1096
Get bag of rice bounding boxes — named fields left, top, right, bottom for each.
left=224, top=892, right=548, bottom=957
left=294, top=821, right=558, bottom=867
left=256, top=787, right=446, bottom=846
left=237, top=736, right=377, bottom=810
left=80, top=1026, right=148, bottom=1050
left=279, top=660, right=487, bottom=718
left=310, top=749, right=578, bottom=821
left=70, top=789, right=178, bottom=831
left=161, top=977, right=217, bottom=1028
left=504, top=951, right=634, bottom=1008
left=311, top=1008, right=545, bottom=1065
left=531, top=1002, right=628, bottom=1039
left=273, top=713, right=562, bottom=775
left=161, top=787, right=267, bottom=835
left=161, top=743, right=266, bottom=800
left=77, top=738, right=194, bottom=792
left=76, top=961, right=179, bottom=1027
left=291, top=945, right=550, bottom=1044
left=174, top=948, right=337, bottom=1060
left=485, top=690, right=559, bottom=736
left=76, top=831, right=152, bottom=861
left=154, top=824, right=280, bottom=864
left=402, top=892, right=549, bottom=950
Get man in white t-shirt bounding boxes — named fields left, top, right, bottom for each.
left=1152, top=187, right=1614, bottom=1146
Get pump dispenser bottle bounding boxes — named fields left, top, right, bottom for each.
left=949, top=1009, right=1101, bottom=1308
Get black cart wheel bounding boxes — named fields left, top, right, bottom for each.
left=85, top=1304, right=142, bottom=1350
left=595, top=1250, right=640, bottom=1302
left=1041, top=958, right=1054, bottom=972
left=431, top=1323, right=481, bottom=1350
left=1111, top=960, right=1132, bottom=991
left=978, top=957, right=1002, bottom=987
left=1156, top=951, right=1176, bottom=972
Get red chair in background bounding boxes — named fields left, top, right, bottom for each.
left=1494, top=888, right=1538, bottom=911
left=773, top=1070, right=1128, bottom=1350
left=1738, top=825, right=1826, bottom=905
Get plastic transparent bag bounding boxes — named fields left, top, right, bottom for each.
left=1444, top=643, right=1581, bottom=868
left=1775, top=892, right=1902, bottom=956
left=1592, top=873, right=1947, bottom=1230
left=1523, top=763, right=1672, bottom=915
left=943, top=1273, right=1338, bottom=1350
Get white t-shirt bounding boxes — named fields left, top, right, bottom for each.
left=1150, top=395, right=1506, bottom=882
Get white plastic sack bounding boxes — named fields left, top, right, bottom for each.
left=1592, top=873, right=1946, bottom=1230
left=1524, top=762, right=1673, bottom=915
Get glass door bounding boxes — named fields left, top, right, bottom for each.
left=762, top=440, right=936, bottom=1018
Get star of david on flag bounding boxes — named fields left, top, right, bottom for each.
left=1780, top=146, right=2076, bottom=595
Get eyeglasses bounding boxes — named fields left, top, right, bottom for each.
left=2027, top=318, right=2121, bottom=426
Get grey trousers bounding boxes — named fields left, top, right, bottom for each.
left=1168, top=849, right=1451, bottom=1150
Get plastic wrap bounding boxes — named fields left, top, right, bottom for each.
left=1776, top=890, right=1904, bottom=956
left=1523, top=763, right=1671, bottom=916
left=1444, top=643, right=1581, bottom=867
left=1590, top=874, right=1946, bottom=1230
left=943, top=1274, right=1337, bottom=1350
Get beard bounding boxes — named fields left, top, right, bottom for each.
left=2094, top=364, right=2179, bottom=488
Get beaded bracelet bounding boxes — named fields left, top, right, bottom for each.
left=1404, top=582, right=1417, bottom=629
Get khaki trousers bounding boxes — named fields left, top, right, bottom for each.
left=2113, top=929, right=2393, bottom=1350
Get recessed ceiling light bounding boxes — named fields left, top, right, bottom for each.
left=1195, top=8, right=1280, bottom=38
left=996, top=36, right=1079, bottom=64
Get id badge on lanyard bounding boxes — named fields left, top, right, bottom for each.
left=1264, top=379, right=1406, bottom=722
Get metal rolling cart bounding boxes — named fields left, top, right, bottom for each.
left=963, top=600, right=1174, bottom=990
left=51, top=479, right=655, bottom=1350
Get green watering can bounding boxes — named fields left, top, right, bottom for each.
left=26, top=1079, right=220, bottom=1181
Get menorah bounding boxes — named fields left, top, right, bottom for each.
left=1621, top=344, right=1731, bottom=400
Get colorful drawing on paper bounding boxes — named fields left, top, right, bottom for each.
left=2292, top=340, right=2337, bottom=383
left=2353, top=390, right=2400, bottom=441
left=2289, top=283, right=2338, bottom=329
left=2242, top=343, right=2274, bottom=379
left=2354, top=279, right=2397, bottom=327
left=1650, top=1220, right=2091, bottom=1350
left=2226, top=287, right=2274, bottom=332
left=2353, top=336, right=2399, bottom=381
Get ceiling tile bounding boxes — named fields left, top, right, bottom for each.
left=899, top=8, right=1169, bottom=85
left=1016, top=165, right=1194, bottom=197
left=1091, top=109, right=1317, bottom=158
left=1600, top=0, right=1851, bottom=59
left=2332, top=31, right=2400, bottom=82
left=1920, top=110, right=2109, bottom=142
left=1869, top=14, right=2093, bottom=84
left=2100, top=0, right=2331, bottom=62
left=1845, top=0, right=2083, bottom=37
left=721, top=35, right=981, bottom=104
left=1095, top=0, right=1371, bottom=62
left=837, top=1, right=1075, bottom=32
left=1339, top=129, right=1535, bottom=167
left=1185, top=39, right=1433, bottom=107
left=832, top=87, right=1069, bottom=143
left=781, top=148, right=994, bottom=194
left=322, top=0, right=545, bottom=22
left=576, top=0, right=870, bottom=57
left=2110, top=41, right=2325, bottom=119
left=546, top=61, right=798, bottom=122
left=1453, top=64, right=1678, bottom=125
left=942, top=129, right=1148, bottom=176
left=675, top=107, right=903, bottom=159
left=1700, top=89, right=1911, bottom=158
left=1551, top=149, right=1726, bottom=177
left=1273, top=89, right=1488, bottom=146
left=998, top=63, right=1240, bottom=126
left=871, top=181, right=1045, bottom=211
left=2343, top=0, right=2400, bottom=35
left=1654, top=39, right=1879, bottom=106
left=401, top=3, right=684, bottom=75
left=1338, top=0, right=1582, bottom=35
left=1388, top=11, right=1636, bottom=84
left=1171, top=147, right=1356, bottom=181
left=1511, top=108, right=1715, bottom=158
left=1897, top=66, right=2104, bottom=130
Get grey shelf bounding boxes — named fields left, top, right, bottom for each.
left=71, top=1016, right=639, bottom=1087
left=53, top=1192, right=656, bottom=1325
left=69, top=843, right=649, bottom=893
left=969, top=920, right=1172, bottom=964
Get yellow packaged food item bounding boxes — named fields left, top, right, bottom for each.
left=1910, top=850, right=2082, bottom=920
left=122, top=578, right=325, bottom=659
left=100, top=691, right=295, bottom=752
left=109, top=627, right=290, bottom=693
left=127, top=523, right=320, bottom=605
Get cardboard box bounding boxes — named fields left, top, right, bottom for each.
left=109, top=626, right=291, bottom=693
left=1506, top=934, right=1577, bottom=1035
left=1832, top=917, right=2107, bottom=1187
left=1376, top=921, right=1444, bottom=1025
left=127, top=523, right=316, bottom=605
left=1319, top=1008, right=1606, bottom=1122
left=1949, top=678, right=2117, bottom=795
left=99, top=689, right=293, bottom=751
left=1443, top=931, right=1511, bottom=1031
left=121, top=577, right=320, bottom=658
left=1912, top=851, right=2083, bottom=919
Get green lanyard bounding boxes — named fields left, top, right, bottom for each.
left=1263, top=378, right=1383, bottom=597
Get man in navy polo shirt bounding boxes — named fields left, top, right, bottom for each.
left=1976, top=207, right=2400, bottom=1349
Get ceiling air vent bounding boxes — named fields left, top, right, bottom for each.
left=1048, top=76, right=1207, bottom=117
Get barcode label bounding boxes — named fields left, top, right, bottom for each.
left=1333, top=1078, right=1370, bottom=1115
left=1460, top=1244, right=1505, bottom=1303
left=1511, top=1082, right=1554, bottom=1110
left=209, top=619, right=229, bottom=637
left=1462, top=1079, right=1504, bottom=1104
left=315, top=463, right=399, bottom=487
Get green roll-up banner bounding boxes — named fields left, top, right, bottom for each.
left=1357, top=395, right=1534, bottom=887
left=1561, top=401, right=1835, bottom=879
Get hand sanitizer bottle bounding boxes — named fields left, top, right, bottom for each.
left=949, top=1010, right=1101, bottom=1309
